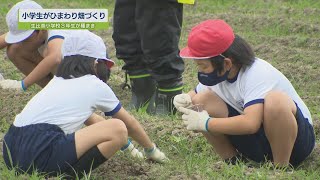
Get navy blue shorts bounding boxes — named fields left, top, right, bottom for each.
left=226, top=103, right=315, bottom=167
left=3, top=123, right=78, bottom=175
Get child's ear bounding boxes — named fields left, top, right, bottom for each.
left=224, top=58, right=233, bottom=71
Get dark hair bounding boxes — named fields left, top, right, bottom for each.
left=56, top=55, right=110, bottom=82
left=209, top=55, right=225, bottom=74
left=211, top=34, right=255, bottom=73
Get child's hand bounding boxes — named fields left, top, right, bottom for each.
left=173, top=93, right=192, bottom=109
left=179, top=107, right=211, bottom=132
left=121, top=140, right=144, bottom=159
left=144, top=144, right=169, bottom=163
left=0, top=79, right=25, bottom=91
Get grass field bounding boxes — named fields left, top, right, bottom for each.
left=1, top=0, right=320, bottom=179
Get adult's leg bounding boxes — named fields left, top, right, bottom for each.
left=6, top=43, right=53, bottom=87
left=263, top=91, right=298, bottom=166
left=136, top=0, right=184, bottom=114
left=112, top=0, right=156, bottom=113
left=191, top=90, right=238, bottom=159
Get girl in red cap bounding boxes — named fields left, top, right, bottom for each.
left=174, top=19, right=315, bottom=167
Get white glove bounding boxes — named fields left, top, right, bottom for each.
left=121, top=141, right=144, bottom=159
left=144, top=144, right=168, bottom=163
left=179, top=107, right=211, bottom=132
left=0, top=79, right=24, bottom=91
left=173, top=93, right=192, bottom=109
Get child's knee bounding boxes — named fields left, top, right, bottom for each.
left=107, top=119, right=128, bottom=145
left=264, top=91, right=296, bottom=115
left=6, top=44, right=20, bottom=60
left=191, top=95, right=200, bottom=105
left=191, top=92, right=206, bottom=105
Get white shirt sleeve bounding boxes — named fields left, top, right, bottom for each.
left=195, top=83, right=210, bottom=93
left=94, top=80, right=121, bottom=116
left=48, top=30, right=66, bottom=42
left=243, top=71, right=277, bottom=109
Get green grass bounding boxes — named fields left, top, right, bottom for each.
left=1, top=0, right=320, bottom=179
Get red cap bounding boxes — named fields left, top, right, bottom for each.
left=180, top=19, right=235, bottom=59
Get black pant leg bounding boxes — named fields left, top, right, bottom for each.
left=112, top=0, right=147, bottom=71
left=136, top=0, right=184, bottom=88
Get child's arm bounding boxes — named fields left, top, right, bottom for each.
left=208, top=103, right=263, bottom=135
left=0, top=33, right=8, bottom=50
left=113, top=107, right=168, bottom=162
left=180, top=103, right=263, bottom=135
left=112, top=107, right=154, bottom=149
left=84, top=113, right=104, bottom=126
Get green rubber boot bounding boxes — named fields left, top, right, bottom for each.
left=128, top=73, right=157, bottom=114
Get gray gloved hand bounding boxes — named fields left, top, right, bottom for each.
left=179, top=107, right=211, bottom=132
left=0, top=79, right=25, bottom=91
left=144, top=144, right=169, bottom=163
left=173, top=93, right=192, bottom=109
left=121, top=140, right=144, bottom=159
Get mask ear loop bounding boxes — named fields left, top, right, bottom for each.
left=223, top=56, right=233, bottom=72
left=219, top=55, right=232, bottom=74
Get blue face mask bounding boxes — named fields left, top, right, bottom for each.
left=198, top=69, right=230, bottom=86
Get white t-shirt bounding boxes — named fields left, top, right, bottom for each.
left=196, top=58, right=313, bottom=125
left=14, top=75, right=121, bottom=134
